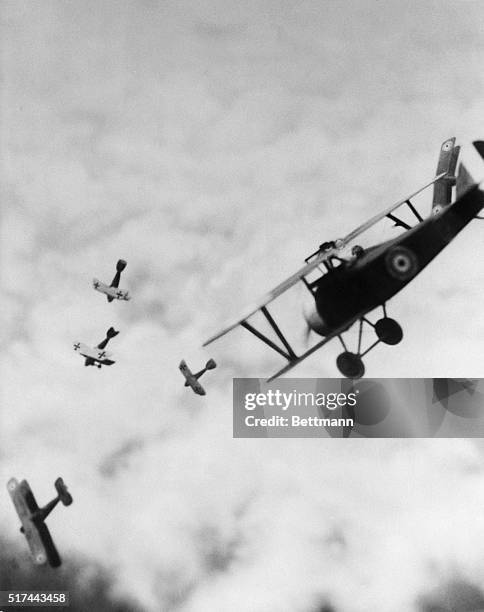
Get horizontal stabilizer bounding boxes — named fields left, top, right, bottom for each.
left=106, top=327, right=119, bottom=339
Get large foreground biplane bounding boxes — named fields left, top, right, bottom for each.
left=204, top=139, right=484, bottom=379
left=8, top=477, right=73, bottom=568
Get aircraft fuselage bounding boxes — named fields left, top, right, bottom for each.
left=313, top=185, right=484, bottom=331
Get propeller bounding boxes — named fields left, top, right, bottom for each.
left=302, top=321, right=312, bottom=347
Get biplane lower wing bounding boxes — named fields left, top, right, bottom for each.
left=266, top=322, right=355, bottom=381
left=74, top=342, right=115, bottom=366
left=7, top=479, right=61, bottom=567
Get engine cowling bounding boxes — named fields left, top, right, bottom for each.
left=302, top=299, right=330, bottom=337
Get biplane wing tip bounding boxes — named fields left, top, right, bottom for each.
left=7, top=478, right=19, bottom=493
left=266, top=363, right=296, bottom=382
left=203, top=326, right=237, bottom=346
left=203, top=321, right=244, bottom=346
left=203, top=298, right=272, bottom=346
left=441, top=136, right=456, bottom=151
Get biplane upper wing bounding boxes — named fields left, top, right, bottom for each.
left=204, top=172, right=446, bottom=347
left=7, top=479, right=61, bottom=567
left=74, top=343, right=113, bottom=363
left=93, top=280, right=130, bottom=301
left=341, top=172, right=446, bottom=244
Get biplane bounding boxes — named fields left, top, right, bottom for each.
left=204, top=139, right=484, bottom=379
left=93, top=259, right=130, bottom=302
left=74, top=327, right=119, bottom=368
left=7, top=477, right=73, bottom=568
left=179, top=359, right=217, bottom=395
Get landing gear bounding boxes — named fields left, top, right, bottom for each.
left=335, top=306, right=403, bottom=378
left=336, top=352, right=365, bottom=379
left=374, top=317, right=403, bottom=345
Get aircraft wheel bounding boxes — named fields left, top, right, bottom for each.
left=385, top=246, right=418, bottom=281
left=336, top=352, right=365, bottom=379
left=374, top=317, right=403, bottom=345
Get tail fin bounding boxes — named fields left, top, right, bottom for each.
left=110, top=260, right=127, bottom=288
left=97, top=328, right=119, bottom=350
left=432, top=137, right=459, bottom=212
left=205, top=359, right=217, bottom=370
left=54, top=478, right=73, bottom=506
left=106, top=327, right=119, bottom=339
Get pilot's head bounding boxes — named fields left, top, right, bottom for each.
left=351, top=245, right=364, bottom=258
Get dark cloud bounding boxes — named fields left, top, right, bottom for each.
left=0, top=537, right=143, bottom=612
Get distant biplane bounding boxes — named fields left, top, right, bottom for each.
left=74, top=327, right=119, bottom=368
left=204, top=139, right=484, bottom=379
left=8, top=477, right=73, bottom=568
left=179, top=359, right=217, bottom=395
left=93, top=259, right=130, bottom=302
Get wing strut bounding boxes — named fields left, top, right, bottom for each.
left=386, top=214, right=411, bottom=230
left=260, top=306, right=297, bottom=360
left=240, top=305, right=298, bottom=362
left=386, top=197, right=425, bottom=229
left=405, top=200, right=423, bottom=222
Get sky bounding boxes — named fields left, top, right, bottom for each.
left=1, top=1, right=484, bottom=610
